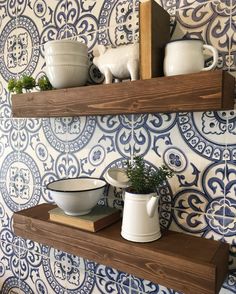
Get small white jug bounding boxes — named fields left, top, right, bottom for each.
left=104, top=168, right=161, bottom=243
left=164, top=39, right=218, bottom=76
left=121, top=191, right=161, bottom=242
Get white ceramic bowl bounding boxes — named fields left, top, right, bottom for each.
left=47, top=178, right=107, bottom=216
left=45, top=40, right=88, bottom=55
left=45, top=53, right=88, bottom=66
left=46, top=64, right=88, bottom=88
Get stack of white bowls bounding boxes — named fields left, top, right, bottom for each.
left=44, top=40, right=89, bottom=89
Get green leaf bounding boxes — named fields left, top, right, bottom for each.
left=125, top=156, right=173, bottom=194
left=38, top=75, right=53, bottom=91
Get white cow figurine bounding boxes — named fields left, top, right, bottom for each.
left=93, top=43, right=139, bottom=84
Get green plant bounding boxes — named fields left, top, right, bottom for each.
left=8, top=75, right=53, bottom=94
left=38, top=75, right=53, bottom=91
left=126, top=156, right=173, bottom=194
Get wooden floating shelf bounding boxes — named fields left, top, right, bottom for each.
left=12, top=70, right=234, bottom=117
left=13, top=204, right=229, bottom=294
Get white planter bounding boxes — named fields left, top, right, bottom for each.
left=121, top=191, right=161, bottom=242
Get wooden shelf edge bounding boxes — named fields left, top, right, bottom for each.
left=12, top=70, right=235, bottom=118
left=13, top=204, right=229, bottom=294
left=222, top=71, right=235, bottom=109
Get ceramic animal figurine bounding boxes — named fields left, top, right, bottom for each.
left=93, top=43, right=139, bottom=84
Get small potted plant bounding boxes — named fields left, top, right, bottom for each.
left=122, top=156, right=173, bottom=242
left=8, top=75, right=53, bottom=94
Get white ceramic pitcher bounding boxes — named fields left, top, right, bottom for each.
left=164, top=39, right=218, bottom=76
left=121, top=191, right=161, bottom=242
left=104, top=168, right=161, bottom=243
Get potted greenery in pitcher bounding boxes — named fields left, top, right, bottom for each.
left=121, top=156, right=173, bottom=242
left=105, top=156, right=173, bottom=243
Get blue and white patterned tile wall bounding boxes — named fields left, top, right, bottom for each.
left=0, top=0, right=235, bottom=293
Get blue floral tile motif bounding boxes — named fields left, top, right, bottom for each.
left=175, top=1, right=232, bottom=68
left=133, top=113, right=177, bottom=157
left=0, top=119, right=19, bottom=152
left=31, top=0, right=68, bottom=44
left=42, top=117, right=96, bottom=153
left=0, top=194, right=18, bottom=243
left=171, top=208, right=226, bottom=240
left=0, top=241, right=20, bottom=281
left=66, top=0, right=99, bottom=39
left=97, top=115, right=132, bottom=157
left=0, top=17, right=17, bottom=55
left=157, top=0, right=178, bottom=16
left=41, top=246, right=95, bottom=293
left=97, top=0, right=138, bottom=46
left=98, top=0, right=134, bottom=28
left=0, top=82, right=11, bottom=118
left=95, top=265, right=130, bottom=294
left=177, top=112, right=229, bottom=161
left=221, top=272, right=236, bottom=293
left=163, top=147, right=187, bottom=173
left=1, top=277, right=23, bottom=294
left=0, top=15, right=41, bottom=81
left=0, top=151, right=41, bottom=212
left=95, top=275, right=130, bottom=293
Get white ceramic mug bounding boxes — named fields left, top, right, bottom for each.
left=164, top=39, right=218, bottom=76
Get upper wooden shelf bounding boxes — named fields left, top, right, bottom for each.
left=12, top=70, right=235, bottom=117
left=13, top=204, right=229, bottom=294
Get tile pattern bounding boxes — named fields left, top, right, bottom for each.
left=0, top=0, right=235, bottom=293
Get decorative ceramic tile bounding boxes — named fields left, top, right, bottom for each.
left=0, top=192, right=18, bottom=244
left=97, top=22, right=136, bottom=47
left=220, top=112, right=236, bottom=162
left=221, top=272, right=236, bottom=294
left=70, top=31, right=98, bottom=52
left=132, top=113, right=227, bottom=218
left=170, top=208, right=224, bottom=240
left=0, top=15, right=17, bottom=55
left=40, top=247, right=73, bottom=293
left=223, top=216, right=236, bottom=244
left=69, top=115, right=132, bottom=181
left=0, top=241, right=20, bottom=285
left=22, top=118, right=70, bottom=203
left=0, top=52, right=18, bottom=83
left=154, top=0, right=178, bottom=16
left=95, top=264, right=130, bottom=288
left=0, top=81, right=12, bottom=118
left=129, top=274, right=183, bottom=294
left=98, top=0, right=135, bottom=30
left=65, top=263, right=96, bottom=293
left=229, top=1, right=236, bottom=68
left=175, top=1, right=232, bottom=69
left=66, top=0, right=100, bottom=38
left=177, top=112, right=229, bottom=160
left=18, top=0, right=67, bottom=46
left=19, top=250, right=68, bottom=294
left=16, top=118, right=65, bottom=199
left=94, top=271, right=130, bottom=294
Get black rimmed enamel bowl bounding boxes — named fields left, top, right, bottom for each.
left=46, top=178, right=106, bottom=216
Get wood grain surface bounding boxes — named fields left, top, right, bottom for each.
left=13, top=203, right=229, bottom=294
left=12, top=70, right=235, bottom=117
left=139, top=0, right=170, bottom=79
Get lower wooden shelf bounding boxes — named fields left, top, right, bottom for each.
left=13, top=204, right=229, bottom=294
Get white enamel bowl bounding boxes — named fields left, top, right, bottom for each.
left=45, top=64, right=88, bottom=88
left=46, top=178, right=107, bottom=216
left=44, top=40, right=88, bottom=55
